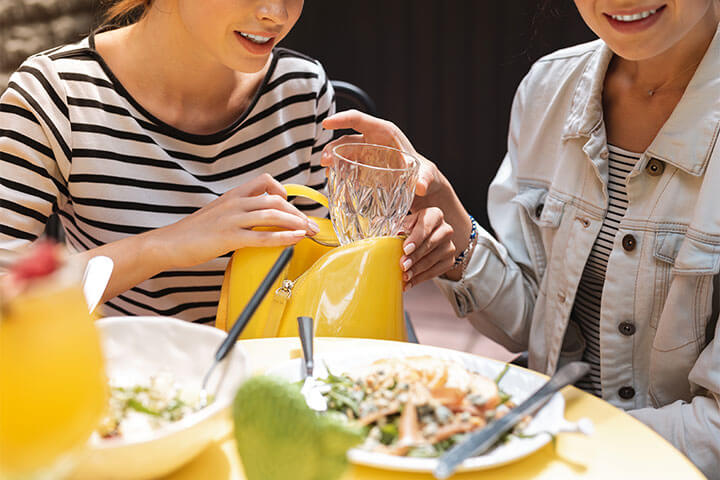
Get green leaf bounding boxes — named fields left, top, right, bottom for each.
left=126, top=398, right=161, bottom=416
left=379, top=421, right=398, bottom=445
left=494, top=364, right=510, bottom=385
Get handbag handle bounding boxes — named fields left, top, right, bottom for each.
left=284, top=184, right=329, bottom=209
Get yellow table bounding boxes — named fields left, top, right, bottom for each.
left=166, top=338, right=706, bottom=480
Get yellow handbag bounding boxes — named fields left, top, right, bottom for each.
left=215, top=184, right=407, bottom=341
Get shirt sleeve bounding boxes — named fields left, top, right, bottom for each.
left=629, top=318, right=720, bottom=480
left=433, top=69, right=541, bottom=353
left=1, top=55, right=72, bottom=251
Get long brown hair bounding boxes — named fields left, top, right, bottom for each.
left=103, top=0, right=153, bottom=26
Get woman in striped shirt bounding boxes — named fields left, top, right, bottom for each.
left=1, top=0, right=453, bottom=322
left=1, top=0, right=336, bottom=323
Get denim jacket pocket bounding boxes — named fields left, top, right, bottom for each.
left=651, top=233, right=719, bottom=350
left=512, top=187, right=565, bottom=228
left=649, top=234, right=719, bottom=404
left=512, top=187, right=566, bottom=281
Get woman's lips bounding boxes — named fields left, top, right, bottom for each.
left=604, top=5, right=666, bottom=34
left=234, top=31, right=276, bottom=55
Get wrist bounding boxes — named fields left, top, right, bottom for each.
left=425, top=171, right=470, bottom=249
left=443, top=214, right=478, bottom=282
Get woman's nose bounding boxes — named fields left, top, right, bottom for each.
left=255, top=0, right=289, bottom=24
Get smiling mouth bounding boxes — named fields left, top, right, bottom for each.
left=606, top=5, right=666, bottom=22
left=236, top=32, right=273, bottom=44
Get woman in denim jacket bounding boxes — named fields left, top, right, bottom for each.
left=322, top=1, right=720, bottom=477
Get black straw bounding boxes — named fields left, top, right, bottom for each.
left=214, top=246, right=294, bottom=362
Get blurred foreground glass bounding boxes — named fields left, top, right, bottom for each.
left=0, top=262, right=107, bottom=479
left=328, top=143, right=419, bottom=245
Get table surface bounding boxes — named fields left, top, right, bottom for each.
left=165, top=337, right=705, bottom=480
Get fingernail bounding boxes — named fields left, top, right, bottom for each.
left=403, top=242, right=416, bottom=255
left=292, top=230, right=307, bottom=237
left=403, top=282, right=411, bottom=292
left=308, top=221, right=320, bottom=234
left=402, top=258, right=413, bottom=271
left=404, top=269, right=413, bottom=281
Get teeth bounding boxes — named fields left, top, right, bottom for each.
left=611, top=8, right=656, bottom=22
left=239, top=32, right=272, bottom=44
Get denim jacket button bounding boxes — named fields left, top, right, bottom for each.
left=619, top=321, right=636, bottom=336
left=622, top=234, right=636, bottom=252
left=646, top=158, right=665, bottom=177
left=619, top=386, right=636, bottom=399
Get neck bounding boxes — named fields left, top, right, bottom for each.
left=614, top=16, right=718, bottom=93
left=122, top=4, right=264, bottom=110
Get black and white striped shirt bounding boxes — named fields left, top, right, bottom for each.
left=572, top=144, right=640, bottom=396
left=0, top=36, right=334, bottom=323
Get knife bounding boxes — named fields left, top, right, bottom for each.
left=433, top=361, right=590, bottom=479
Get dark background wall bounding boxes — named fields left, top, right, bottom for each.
left=283, top=0, right=596, bottom=228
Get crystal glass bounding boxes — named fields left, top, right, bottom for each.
left=0, top=260, right=107, bottom=479
left=328, top=143, right=420, bottom=245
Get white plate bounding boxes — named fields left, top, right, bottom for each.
left=72, top=316, right=248, bottom=480
left=267, top=344, right=570, bottom=473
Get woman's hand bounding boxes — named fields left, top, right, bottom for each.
left=321, top=110, right=437, bottom=197
left=399, top=208, right=456, bottom=290
left=162, top=173, right=317, bottom=268
left=81, top=174, right=316, bottom=304
left=321, top=110, right=472, bottom=287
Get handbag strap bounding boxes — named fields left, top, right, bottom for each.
left=284, top=184, right=329, bottom=209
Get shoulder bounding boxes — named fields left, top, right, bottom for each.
left=10, top=37, right=103, bottom=94
left=273, top=47, right=326, bottom=74
left=269, top=47, right=331, bottom=95
left=518, top=39, right=604, bottom=100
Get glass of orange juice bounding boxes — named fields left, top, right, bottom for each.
left=0, top=247, right=107, bottom=479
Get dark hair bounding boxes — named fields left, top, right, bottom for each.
left=103, top=0, right=153, bottom=26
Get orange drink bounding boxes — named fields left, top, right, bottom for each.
left=0, top=259, right=107, bottom=478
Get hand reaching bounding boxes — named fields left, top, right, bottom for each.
left=321, top=111, right=472, bottom=287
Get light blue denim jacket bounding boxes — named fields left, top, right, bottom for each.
left=436, top=27, right=720, bottom=478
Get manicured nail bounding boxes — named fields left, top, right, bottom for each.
left=308, top=221, right=320, bottom=234
left=292, top=230, right=307, bottom=237
left=402, top=258, right=413, bottom=271
left=403, top=242, right=416, bottom=255
left=403, top=282, right=411, bottom=292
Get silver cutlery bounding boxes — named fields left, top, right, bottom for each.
left=434, top=361, right=591, bottom=479
left=297, top=315, right=329, bottom=411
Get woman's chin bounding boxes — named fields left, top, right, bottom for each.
left=604, top=38, right=676, bottom=62
left=227, top=57, right=271, bottom=74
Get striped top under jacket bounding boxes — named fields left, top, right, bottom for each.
left=0, top=36, right=334, bottom=324
left=571, top=145, right=641, bottom=396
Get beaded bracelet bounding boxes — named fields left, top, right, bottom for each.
left=453, top=214, right=478, bottom=272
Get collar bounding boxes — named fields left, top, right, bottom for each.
left=563, top=25, right=720, bottom=177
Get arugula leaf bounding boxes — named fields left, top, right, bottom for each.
left=379, top=421, right=398, bottom=445
left=126, top=398, right=161, bottom=416
left=494, top=364, right=510, bottom=385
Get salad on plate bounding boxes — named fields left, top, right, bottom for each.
left=316, top=355, right=530, bottom=458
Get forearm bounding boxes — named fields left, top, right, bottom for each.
left=75, top=227, right=175, bottom=303
left=425, top=173, right=472, bottom=282
left=435, top=227, right=536, bottom=352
